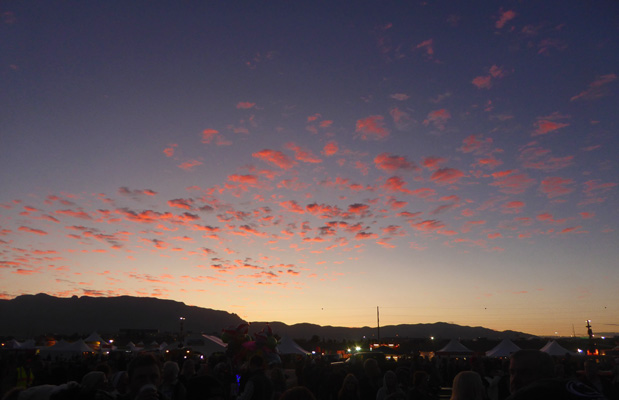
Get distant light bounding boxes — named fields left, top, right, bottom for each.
left=355, top=346, right=361, bottom=351
left=601, top=336, right=605, bottom=340
left=577, top=349, right=583, bottom=353
left=430, top=336, right=434, bottom=340
left=200, top=355, right=204, bottom=359
left=347, top=348, right=351, bottom=353
left=311, top=351, right=316, bottom=355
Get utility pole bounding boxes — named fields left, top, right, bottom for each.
left=377, top=306, right=380, bottom=346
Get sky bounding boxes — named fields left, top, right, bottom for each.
left=1, top=1, right=618, bottom=338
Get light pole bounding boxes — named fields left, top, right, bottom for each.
left=179, top=317, right=186, bottom=346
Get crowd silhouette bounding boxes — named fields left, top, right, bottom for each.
left=1, top=348, right=617, bottom=400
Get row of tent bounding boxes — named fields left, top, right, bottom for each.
left=2, top=332, right=311, bottom=358
left=5, top=334, right=602, bottom=359
left=436, top=338, right=579, bottom=357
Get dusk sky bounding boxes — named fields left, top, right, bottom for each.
left=1, top=1, right=618, bottom=337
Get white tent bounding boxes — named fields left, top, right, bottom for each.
left=202, top=334, right=227, bottom=348
left=39, top=339, right=94, bottom=358
left=126, top=341, right=143, bottom=352
left=84, top=332, right=105, bottom=343
left=486, top=339, right=521, bottom=357
left=4, top=339, right=22, bottom=349
left=277, top=336, right=309, bottom=355
left=540, top=340, right=575, bottom=356
left=183, top=334, right=226, bottom=355
left=436, top=339, right=473, bottom=355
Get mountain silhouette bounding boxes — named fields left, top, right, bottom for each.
left=0, top=294, right=530, bottom=340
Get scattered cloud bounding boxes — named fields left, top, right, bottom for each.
left=252, top=149, right=297, bottom=169
left=356, top=115, right=390, bottom=140
left=495, top=9, right=516, bottom=29
left=571, top=74, right=617, bottom=102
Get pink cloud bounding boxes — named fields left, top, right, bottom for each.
left=55, top=209, right=92, bottom=220
left=532, top=120, right=570, bottom=136
left=354, top=161, right=369, bottom=176
left=490, top=171, right=535, bottom=194
left=501, top=201, right=525, bottom=214
left=540, top=177, right=574, bottom=198
left=422, top=156, right=446, bottom=170
left=489, top=65, right=506, bottom=78
left=382, top=176, right=412, bottom=194
left=472, top=66, right=506, bottom=89
left=252, top=149, right=297, bottom=169
left=415, top=39, right=434, bottom=57
left=423, top=109, right=451, bottom=130
left=390, top=93, right=409, bottom=101
left=472, top=75, right=492, bottom=89
left=389, top=107, right=414, bottom=130
left=117, top=208, right=199, bottom=224
left=178, top=159, right=203, bottom=171
left=279, top=200, right=305, bottom=214
left=580, top=212, right=595, bottom=219
left=462, top=220, right=486, bottom=233
left=536, top=212, right=555, bottom=222
left=496, top=9, right=516, bottom=29
left=520, top=146, right=573, bottom=171
left=355, top=232, right=378, bottom=240
left=346, top=203, right=370, bottom=217
left=430, top=168, right=465, bottom=185
left=583, top=179, right=618, bottom=195
left=322, top=141, right=339, bottom=156
left=356, top=115, right=390, bottom=140
left=410, top=219, right=445, bottom=232
left=560, top=226, right=586, bottom=234
left=168, top=198, right=194, bottom=210
left=236, top=102, right=255, bottom=109
left=19, top=226, right=48, bottom=235
left=410, top=188, right=436, bottom=198
left=228, top=174, right=259, bottom=185
left=374, top=153, right=417, bottom=172
left=163, top=144, right=177, bottom=157
left=571, top=74, right=617, bottom=101
left=119, top=187, right=158, bottom=197
left=202, top=129, right=220, bottom=144
left=285, top=143, right=322, bottom=163
left=306, top=203, right=342, bottom=219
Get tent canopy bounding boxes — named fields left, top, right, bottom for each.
left=84, top=332, right=105, bottom=342
left=540, top=340, right=575, bottom=356
left=436, top=339, right=473, bottom=355
left=277, top=336, right=309, bottom=355
left=486, top=339, right=521, bottom=357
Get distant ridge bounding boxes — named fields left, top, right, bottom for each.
left=0, top=294, right=531, bottom=340
left=0, top=294, right=244, bottom=337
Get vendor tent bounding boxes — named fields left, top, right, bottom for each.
left=84, top=332, right=105, bottom=343
left=436, top=339, right=473, bottom=356
left=39, top=339, right=94, bottom=358
left=540, top=340, right=575, bottom=356
left=202, top=334, right=227, bottom=349
left=486, top=339, right=521, bottom=357
left=277, top=336, right=309, bottom=355
left=183, top=334, right=226, bottom=355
